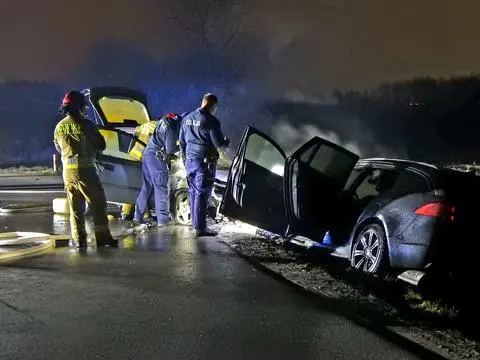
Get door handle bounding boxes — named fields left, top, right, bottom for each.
left=95, top=160, right=105, bottom=173
left=96, top=161, right=114, bottom=172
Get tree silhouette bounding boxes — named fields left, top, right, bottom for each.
left=167, top=0, right=247, bottom=53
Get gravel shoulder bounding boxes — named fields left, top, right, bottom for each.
left=219, top=226, right=480, bottom=360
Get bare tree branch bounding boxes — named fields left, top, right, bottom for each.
left=167, top=0, right=247, bottom=53
left=166, top=3, right=199, bottom=51
left=200, top=1, right=211, bottom=49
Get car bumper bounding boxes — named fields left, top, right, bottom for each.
left=389, top=242, right=432, bottom=269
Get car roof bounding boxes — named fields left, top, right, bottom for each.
left=356, top=158, right=439, bottom=176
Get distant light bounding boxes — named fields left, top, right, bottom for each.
left=270, top=164, right=284, bottom=176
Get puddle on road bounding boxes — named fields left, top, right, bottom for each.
left=0, top=212, right=207, bottom=254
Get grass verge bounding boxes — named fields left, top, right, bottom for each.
left=0, top=166, right=57, bottom=177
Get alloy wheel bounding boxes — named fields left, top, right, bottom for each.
left=175, top=191, right=191, bottom=225
left=351, top=226, right=383, bottom=273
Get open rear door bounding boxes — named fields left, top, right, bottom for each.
left=219, top=126, right=288, bottom=235
left=284, top=138, right=359, bottom=240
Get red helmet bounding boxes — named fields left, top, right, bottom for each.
left=59, top=91, right=85, bottom=114
left=165, top=113, right=180, bottom=121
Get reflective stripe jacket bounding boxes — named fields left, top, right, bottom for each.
left=53, top=115, right=106, bottom=171
left=129, top=120, right=158, bottom=160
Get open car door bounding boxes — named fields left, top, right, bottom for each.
left=284, top=138, right=359, bottom=240
left=95, top=127, right=146, bottom=204
left=219, top=126, right=289, bottom=235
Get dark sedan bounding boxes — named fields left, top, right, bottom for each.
left=219, top=126, right=480, bottom=283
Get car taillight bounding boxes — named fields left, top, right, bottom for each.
left=415, top=201, right=455, bottom=221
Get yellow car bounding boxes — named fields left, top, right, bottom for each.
left=81, top=87, right=226, bottom=224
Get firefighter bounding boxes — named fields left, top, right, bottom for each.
left=121, top=118, right=159, bottom=220
left=179, top=94, right=230, bottom=237
left=132, top=113, right=181, bottom=226
left=54, top=91, right=118, bottom=250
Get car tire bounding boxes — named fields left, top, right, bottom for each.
left=173, top=188, right=192, bottom=226
left=350, top=223, right=388, bottom=275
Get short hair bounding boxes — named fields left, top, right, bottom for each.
left=202, top=93, right=218, bottom=105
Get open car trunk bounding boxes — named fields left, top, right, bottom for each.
left=81, top=87, right=152, bottom=204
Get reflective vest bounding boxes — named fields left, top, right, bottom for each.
left=63, top=157, right=96, bottom=169
left=128, top=120, right=158, bottom=161
left=54, top=115, right=102, bottom=171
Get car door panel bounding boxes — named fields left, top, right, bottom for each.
left=96, top=154, right=142, bottom=204
left=285, top=138, right=360, bottom=240
left=96, top=128, right=145, bottom=204
left=220, top=126, right=288, bottom=235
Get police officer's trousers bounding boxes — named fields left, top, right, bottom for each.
left=64, top=169, right=112, bottom=243
left=134, top=153, right=170, bottom=224
left=185, top=157, right=216, bottom=231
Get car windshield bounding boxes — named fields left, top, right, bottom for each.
left=98, top=96, right=150, bottom=127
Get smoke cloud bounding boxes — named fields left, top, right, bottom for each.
left=272, top=119, right=363, bottom=156
left=269, top=116, right=408, bottom=160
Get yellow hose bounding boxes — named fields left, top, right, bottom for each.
left=0, top=228, right=137, bottom=263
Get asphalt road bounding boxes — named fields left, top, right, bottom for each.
left=0, top=210, right=447, bottom=360
left=0, top=175, right=64, bottom=203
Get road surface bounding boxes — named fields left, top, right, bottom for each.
left=0, top=175, right=63, bottom=203
left=0, top=210, right=448, bottom=360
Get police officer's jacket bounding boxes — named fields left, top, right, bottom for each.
left=179, top=108, right=228, bottom=160
left=53, top=114, right=106, bottom=179
left=143, top=115, right=179, bottom=158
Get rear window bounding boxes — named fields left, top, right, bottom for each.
left=98, top=96, right=150, bottom=127
left=351, top=168, right=430, bottom=199
left=388, top=170, right=430, bottom=196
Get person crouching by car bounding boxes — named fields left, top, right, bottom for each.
left=132, top=113, right=182, bottom=227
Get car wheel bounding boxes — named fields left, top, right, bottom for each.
left=350, top=223, right=388, bottom=275
left=174, top=188, right=191, bottom=225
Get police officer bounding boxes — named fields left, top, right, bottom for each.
left=54, top=91, right=118, bottom=250
left=133, top=113, right=181, bottom=226
left=179, top=94, right=230, bottom=237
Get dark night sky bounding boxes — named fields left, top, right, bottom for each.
left=1, top=0, right=480, bottom=93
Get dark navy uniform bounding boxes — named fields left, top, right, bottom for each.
left=179, top=108, right=229, bottom=232
left=134, top=113, right=180, bottom=225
